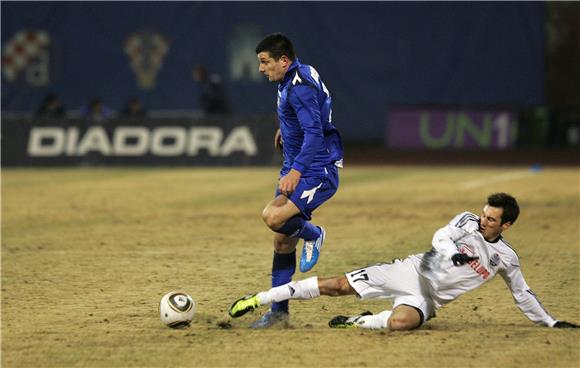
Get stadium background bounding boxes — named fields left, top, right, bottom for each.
left=2, top=2, right=579, bottom=166
left=2, top=2, right=579, bottom=368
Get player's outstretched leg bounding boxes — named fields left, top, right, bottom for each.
left=300, top=226, right=325, bottom=272
left=231, top=277, right=321, bottom=328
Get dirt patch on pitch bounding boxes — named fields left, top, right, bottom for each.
left=2, top=168, right=578, bottom=367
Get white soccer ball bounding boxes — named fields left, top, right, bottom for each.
left=159, top=291, right=196, bottom=328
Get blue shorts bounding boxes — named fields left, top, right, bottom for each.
left=276, top=165, right=339, bottom=221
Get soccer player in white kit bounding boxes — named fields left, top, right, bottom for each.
left=229, top=193, right=578, bottom=330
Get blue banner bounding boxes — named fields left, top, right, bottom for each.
left=1, top=2, right=545, bottom=140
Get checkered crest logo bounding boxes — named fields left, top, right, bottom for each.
left=2, top=30, right=51, bottom=85
left=124, top=31, right=169, bottom=90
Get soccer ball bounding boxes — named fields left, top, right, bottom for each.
left=159, top=291, right=196, bottom=328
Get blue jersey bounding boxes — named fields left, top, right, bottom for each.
left=277, top=58, right=343, bottom=178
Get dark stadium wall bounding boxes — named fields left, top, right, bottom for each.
left=1, top=2, right=545, bottom=141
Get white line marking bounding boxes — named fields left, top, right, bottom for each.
left=461, top=170, right=537, bottom=190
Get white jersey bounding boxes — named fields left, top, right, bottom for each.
left=410, top=211, right=557, bottom=327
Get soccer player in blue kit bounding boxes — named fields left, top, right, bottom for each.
left=250, top=33, right=343, bottom=328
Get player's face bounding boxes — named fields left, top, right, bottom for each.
left=257, top=52, right=290, bottom=82
left=479, top=205, right=511, bottom=242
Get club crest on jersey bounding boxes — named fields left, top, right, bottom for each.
left=489, top=253, right=500, bottom=267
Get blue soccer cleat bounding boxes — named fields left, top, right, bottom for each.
left=299, top=227, right=325, bottom=272
left=249, top=310, right=289, bottom=329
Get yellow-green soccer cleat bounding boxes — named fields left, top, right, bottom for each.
left=328, top=311, right=373, bottom=328
left=228, top=294, right=261, bottom=318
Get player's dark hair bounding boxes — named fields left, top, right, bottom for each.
left=487, top=193, right=519, bottom=225
left=255, top=33, right=296, bottom=61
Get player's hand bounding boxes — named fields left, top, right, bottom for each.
left=278, top=169, right=301, bottom=196
left=274, top=129, right=283, bottom=151
left=451, top=253, right=479, bottom=266
left=554, top=321, right=578, bottom=328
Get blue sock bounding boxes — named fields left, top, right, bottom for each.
left=271, top=251, right=296, bottom=313
left=276, top=216, right=305, bottom=238
left=276, top=215, right=321, bottom=241
left=300, top=222, right=321, bottom=241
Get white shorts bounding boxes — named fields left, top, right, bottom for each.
left=345, top=257, right=435, bottom=324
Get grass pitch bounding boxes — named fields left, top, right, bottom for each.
left=2, top=166, right=579, bottom=367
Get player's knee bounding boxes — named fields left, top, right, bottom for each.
left=262, top=208, right=282, bottom=230
left=388, top=315, right=418, bottom=331
left=337, top=277, right=354, bottom=295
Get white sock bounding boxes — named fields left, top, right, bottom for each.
left=257, top=277, right=320, bottom=305
left=356, top=310, right=392, bottom=329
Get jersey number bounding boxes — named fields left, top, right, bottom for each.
left=349, top=269, right=369, bottom=283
